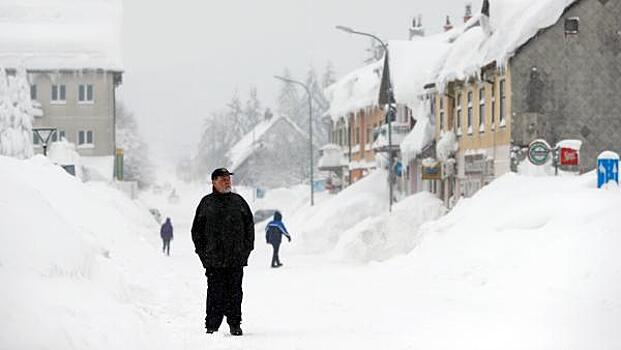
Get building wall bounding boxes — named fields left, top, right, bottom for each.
left=30, top=70, right=118, bottom=157
left=510, top=0, right=621, bottom=172
left=435, top=69, right=513, bottom=156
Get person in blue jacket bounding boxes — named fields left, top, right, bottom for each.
left=160, top=217, right=173, bottom=256
left=265, top=211, right=291, bottom=268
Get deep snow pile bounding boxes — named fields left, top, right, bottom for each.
left=0, top=0, right=122, bottom=70
left=0, top=155, right=171, bottom=350
left=333, top=191, right=446, bottom=262
left=386, top=172, right=621, bottom=349
left=289, top=169, right=389, bottom=253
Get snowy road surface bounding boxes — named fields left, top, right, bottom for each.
left=142, top=185, right=413, bottom=349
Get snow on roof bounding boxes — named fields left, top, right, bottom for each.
left=400, top=100, right=435, bottom=162
left=227, top=114, right=307, bottom=172
left=388, top=38, right=451, bottom=107
left=324, top=60, right=383, bottom=123
left=318, top=144, right=348, bottom=169
left=0, top=0, right=123, bottom=71
left=435, top=0, right=578, bottom=88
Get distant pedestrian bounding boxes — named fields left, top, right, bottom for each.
left=191, top=168, right=254, bottom=336
left=160, top=217, right=173, bottom=256
left=265, top=211, right=291, bottom=268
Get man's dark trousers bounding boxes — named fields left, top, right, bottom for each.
left=205, top=267, right=244, bottom=329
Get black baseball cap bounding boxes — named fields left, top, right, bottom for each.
left=211, top=168, right=234, bottom=180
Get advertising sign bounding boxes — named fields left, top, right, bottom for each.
left=559, top=147, right=579, bottom=166
left=527, top=139, right=551, bottom=165
left=465, top=154, right=485, bottom=175
left=422, top=161, right=442, bottom=180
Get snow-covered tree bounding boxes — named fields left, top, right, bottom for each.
left=194, top=111, right=239, bottom=178
left=301, top=66, right=330, bottom=145
left=243, top=87, right=262, bottom=133
left=276, top=68, right=301, bottom=124
left=322, top=61, right=336, bottom=89
left=225, top=90, right=245, bottom=139
left=115, top=102, right=154, bottom=188
left=0, top=68, right=34, bottom=159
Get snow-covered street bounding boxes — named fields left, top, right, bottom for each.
left=3, top=156, right=620, bottom=349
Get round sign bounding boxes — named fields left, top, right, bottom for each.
left=527, top=139, right=551, bottom=166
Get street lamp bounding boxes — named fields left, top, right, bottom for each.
left=336, top=25, right=395, bottom=212
left=274, top=75, right=315, bottom=206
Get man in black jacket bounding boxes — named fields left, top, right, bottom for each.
left=191, top=168, right=254, bottom=336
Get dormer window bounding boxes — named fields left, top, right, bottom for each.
left=565, top=17, right=579, bottom=35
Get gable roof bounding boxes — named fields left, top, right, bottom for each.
left=0, top=0, right=123, bottom=71
left=227, top=114, right=307, bottom=172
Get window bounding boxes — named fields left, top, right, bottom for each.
left=51, top=84, right=66, bottom=103
left=479, top=87, right=485, bottom=133
left=439, top=96, right=445, bottom=132
left=456, top=93, right=462, bottom=136
left=30, top=85, right=37, bottom=100
left=440, top=112, right=444, bottom=131
left=32, top=131, right=40, bottom=145
left=78, top=84, right=94, bottom=103
left=500, top=79, right=506, bottom=127
left=467, top=91, right=473, bottom=134
left=565, top=17, right=579, bottom=35
left=78, top=130, right=94, bottom=146
left=59, top=130, right=66, bottom=141
left=491, top=95, right=496, bottom=130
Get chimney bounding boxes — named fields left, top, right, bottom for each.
left=444, top=15, right=453, bottom=32
left=480, top=0, right=492, bottom=36
left=464, top=4, right=473, bottom=23
left=409, top=15, right=425, bottom=39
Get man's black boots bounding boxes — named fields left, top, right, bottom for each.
left=229, top=324, right=243, bottom=336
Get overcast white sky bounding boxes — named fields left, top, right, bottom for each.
left=119, top=0, right=482, bottom=168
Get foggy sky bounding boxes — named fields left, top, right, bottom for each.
left=119, top=0, right=482, bottom=171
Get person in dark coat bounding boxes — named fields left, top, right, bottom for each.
left=265, top=211, right=291, bottom=268
left=160, top=217, right=173, bottom=256
left=191, top=168, right=254, bottom=336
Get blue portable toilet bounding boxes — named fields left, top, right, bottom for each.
left=597, top=151, right=619, bottom=188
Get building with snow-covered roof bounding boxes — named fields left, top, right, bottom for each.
left=226, top=113, right=309, bottom=189
left=428, top=0, right=621, bottom=203
left=324, top=60, right=385, bottom=184
left=0, top=0, right=123, bottom=180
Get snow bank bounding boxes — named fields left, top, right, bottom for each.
left=390, top=172, right=621, bottom=349
left=333, top=191, right=446, bottom=262
left=0, top=155, right=171, bottom=350
left=290, top=169, right=388, bottom=252
left=0, top=0, right=123, bottom=70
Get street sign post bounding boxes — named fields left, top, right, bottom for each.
left=597, top=151, right=619, bottom=188
left=32, top=127, right=57, bottom=156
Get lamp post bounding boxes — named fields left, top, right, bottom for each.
left=274, top=75, right=314, bottom=206
left=336, top=25, right=395, bottom=212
